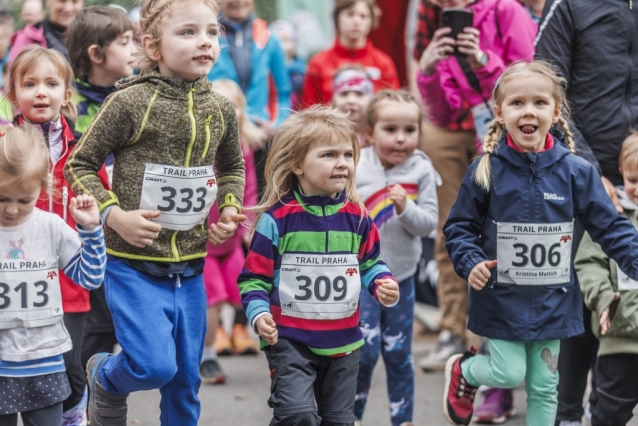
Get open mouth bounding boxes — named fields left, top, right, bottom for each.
left=193, top=55, right=213, bottom=61
left=33, top=103, right=49, bottom=109
left=519, top=125, right=538, bottom=135
left=331, top=174, right=348, bottom=179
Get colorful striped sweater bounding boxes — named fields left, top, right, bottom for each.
left=238, top=186, right=396, bottom=356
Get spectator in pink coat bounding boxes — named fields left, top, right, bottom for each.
left=417, top=0, right=536, bottom=146
left=10, top=0, right=84, bottom=64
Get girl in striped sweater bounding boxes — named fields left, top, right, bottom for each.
left=238, top=106, right=399, bottom=426
left=0, top=126, right=106, bottom=426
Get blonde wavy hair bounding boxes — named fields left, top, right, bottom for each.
left=252, top=106, right=364, bottom=228
left=0, top=126, right=50, bottom=193
left=137, top=0, right=220, bottom=71
left=7, top=46, right=77, bottom=122
left=474, top=61, right=575, bottom=192
left=211, top=79, right=266, bottom=152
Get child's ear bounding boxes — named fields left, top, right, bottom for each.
left=62, top=88, right=72, bottom=107
left=141, top=34, right=161, bottom=62
left=87, top=45, right=104, bottom=65
left=291, top=163, right=304, bottom=177
left=552, top=106, right=561, bottom=124
left=364, top=125, right=374, bottom=142
left=493, top=104, right=505, bottom=125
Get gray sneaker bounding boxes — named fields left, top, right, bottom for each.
left=419, top=330, right=466, bottom=372
left=86, top=353, right=129, bottom=426
left=200, top=358, right=226, bottom=385
left=558, top=421, right=582, bottom=426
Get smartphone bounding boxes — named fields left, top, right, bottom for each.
left=441, top=8, right=474, bottom=56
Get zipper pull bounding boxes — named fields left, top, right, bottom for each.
left=236, top=31, right=243, bottom=47
left=62, top=187, right=68, bottom=223
left=631, top=0, right=633, bottom=9
left=48, top=175, right=54, bottom=212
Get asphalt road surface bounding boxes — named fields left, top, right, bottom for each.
left=124, top=336, right=638, bottom=426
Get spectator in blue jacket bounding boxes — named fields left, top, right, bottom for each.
left=208, top=0, right=291, bottom=134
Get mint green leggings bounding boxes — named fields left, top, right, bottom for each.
left=462, top=339, right=560, bottom=426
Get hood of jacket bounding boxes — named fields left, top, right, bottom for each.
left=76, top=79, right=117, bottom=105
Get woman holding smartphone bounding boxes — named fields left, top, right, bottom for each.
left=417, top=0, right=536, bottom=146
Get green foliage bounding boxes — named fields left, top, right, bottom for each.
left=254, top=0, right=276, bottom=24
left=84, top=0, right=137, bottom=10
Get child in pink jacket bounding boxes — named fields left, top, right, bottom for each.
left=417, top=0, right=536, bottom=147
left=200, top=80, right=264, bottom=384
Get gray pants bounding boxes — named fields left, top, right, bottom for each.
left=264, top=338, right=361, bottom=426
left=0, top=402, right=62, bottom=426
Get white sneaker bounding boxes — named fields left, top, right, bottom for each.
left=558, top=421, right=582, bottom=426
left=354, top=421, right=363, bottom=426
left=419, top=330, right=466, bottom=372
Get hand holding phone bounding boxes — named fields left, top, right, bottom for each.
left=441, top=8, right=474, bottom=56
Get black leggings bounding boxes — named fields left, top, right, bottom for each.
left=0, top=402, right=62, bottom=426
left=62, top=313, right=87, bottom=412
left=555, top=304, right=599, bottom=425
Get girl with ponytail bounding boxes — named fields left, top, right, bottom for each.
left=440, top=60, right=638, bottom=426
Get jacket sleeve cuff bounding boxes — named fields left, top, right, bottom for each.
left=373, top=276, right=399, bottom=307
left=251, top=312, right=272, bottom=333
left=594, top=290, right=617, bottom=320
left=218, top=193, right=242, bottom=213
left=461, top=253, right=488, bottom=281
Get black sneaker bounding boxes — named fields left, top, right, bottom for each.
left=200, top=359, right=226, bottom=385
left=86, top=353, right=129, bottom=426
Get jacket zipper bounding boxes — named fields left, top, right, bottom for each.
left=323, top=205, right=329, bottom=253
left=171, top=86, right=199, bottom=261
left=62, top=187, right=68, bottom=223
left=201, top=115, right=212, bottom=159
left=48, top=132, right=70, bottom=214
left=525, top=160, right=536, bottom=338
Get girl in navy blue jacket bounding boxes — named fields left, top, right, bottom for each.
left=441, top=61, right=638, bottom=426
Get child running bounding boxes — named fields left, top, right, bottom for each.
left=355, top=90, right=439, bottom=426
left=442, top=60, right=638, bottom=426
left=64, top=0, right=246, bottom=425
left=575, top=132, right=638, bottom=426
left=238, top=106, right=400, bottom=426
left=6, top=45, right=111, bottom=425
left=0, top=126, right=106, bottom=426
left=199, top=79, right=264, bottom=384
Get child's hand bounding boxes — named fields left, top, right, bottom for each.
left=375, top=278, right=399, bottom=305
left=468, top=260, right=497, bottom=290
left=256, top=315, right=278, bottom=345
left=600, top=292, right=621, bottom=335
left=70, top=194, right=100, bottom=229
left=106, top=206, right=162, bottom=248
left=388, top=184, right=408, bottom=215
left=208, top=207, right=247, bottom=246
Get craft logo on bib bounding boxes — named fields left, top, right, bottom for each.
left=496, top=221, right=573, bottom=285
left=0, top=257, right=63, bottom=329
left=279, top=253, right=361, bottom=320
left=139, top=163, right=218, bottom=231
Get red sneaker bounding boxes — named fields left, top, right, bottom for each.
left=443, top=347, right=478, bottom=425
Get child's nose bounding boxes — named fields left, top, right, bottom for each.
left=5, top=204, right=17, bottom=215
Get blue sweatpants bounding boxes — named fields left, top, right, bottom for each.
left=355, top=277, right=415, bottom=426
left=99, top=258, right=207, bottom=426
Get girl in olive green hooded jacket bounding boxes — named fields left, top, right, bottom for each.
left=574, top=133, right=638, bottom=426
left=64, top=0, right=246, bottom=424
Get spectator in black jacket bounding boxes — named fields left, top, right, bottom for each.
left=535, top=1, right=638, bottom=426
